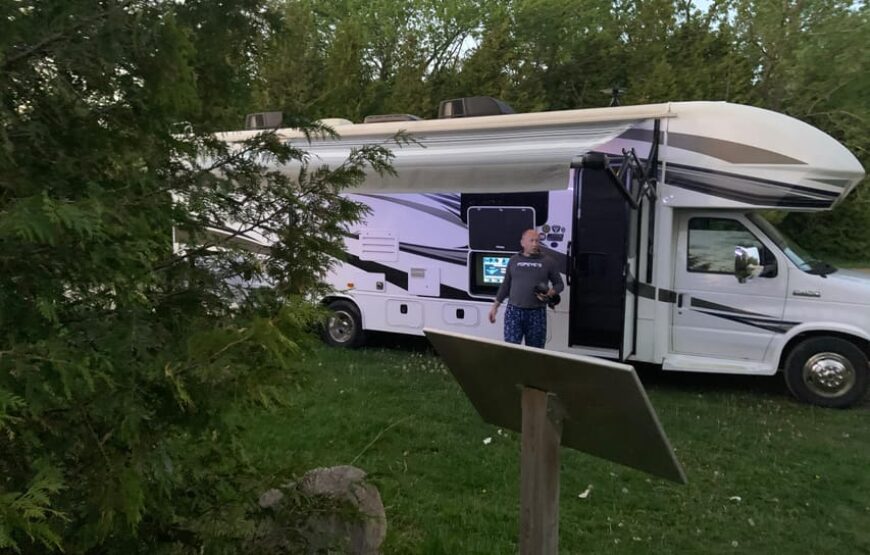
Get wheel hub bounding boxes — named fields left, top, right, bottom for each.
left=802, top=352, right=856, bottom=398
left=328, top=311, right=355, bottom=343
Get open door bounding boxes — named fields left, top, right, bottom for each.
left=568, top=168, right=631, bottom=355
left=568, top=121, right=660, bottom=360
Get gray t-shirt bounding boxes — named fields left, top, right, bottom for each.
left=495, top=252, right=565, bottom=308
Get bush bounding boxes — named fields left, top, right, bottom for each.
left=0, top=2, right=394, bottom=551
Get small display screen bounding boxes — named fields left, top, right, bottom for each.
left=470, top=252, right=513, bottom=296
left=481, top=256, right=510, bottom=284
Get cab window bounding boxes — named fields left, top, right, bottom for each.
left=687, top=217, right=777, bottom=276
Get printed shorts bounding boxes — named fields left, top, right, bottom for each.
left=504, top=304, right=547, bottom=348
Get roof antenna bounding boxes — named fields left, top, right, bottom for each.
left=600, top=86, right=627, bottom=107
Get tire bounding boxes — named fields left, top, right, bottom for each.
left=323, top=300, right=365, bottom=348
left=784, top=336, right=869, bottom=408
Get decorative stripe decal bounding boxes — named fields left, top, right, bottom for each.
left=809, top=177, right=850, bottom=188
left=355, top=194, right=465, bottom=225
left=423, top=193, right=462, bottom=212
left=625, top=274, right=661, bottom=301
left=666, top=163, right=839, bottom=199
left=624, top=275, right=667, bottom=301
left=344, top=254, right=408, bottom=290
left=638, top=282, right=657, bottom=300
left=688, top=296, right=800, bottom=334
left=342, top=254, right=479, bottom=301
left=664, top=165, right=836, bottom=209
left=344, top=232, right=468, bottom=266
left=591, top=154, right=835, bottom=208
left=658, top=289, right=677, bottom=303
left=666, top=174, right=833, bottom=209
left=399, top=244, right=467, bottom=265
left=439, top=284, right=480, bottom=302
left=343, top=250, right=801, bottom=332
left=695, top=310, right=799, bottom=334
left=618, top=128, right=806, bottom=165
left=690, top=297, right=769, bottom=317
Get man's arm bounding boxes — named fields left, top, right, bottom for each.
left=489, top=261, right=512, bottom=323
left=495, top=265, right=512, bottom=304
left=548, top=257, right=564, bottom=295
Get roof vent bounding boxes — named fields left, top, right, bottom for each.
left=437, top=96, right=515, bottom=119
left=317, top=118, right=354, bottom=128
left=244, top=111, right=283, bottom=130
left=363, top=114, right=422, bottom=124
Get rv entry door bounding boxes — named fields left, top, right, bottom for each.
left=568, top=168, right=635, bottom=357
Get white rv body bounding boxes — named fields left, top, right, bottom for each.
left=222, top=101, right=869, bottom=406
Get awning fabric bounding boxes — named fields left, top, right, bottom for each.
left=284, top=120, right=646, bottom=193
left=219, top=103, right=674, bottom=193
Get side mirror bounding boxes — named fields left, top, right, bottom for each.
left=734, top=246, right=762, bottom=283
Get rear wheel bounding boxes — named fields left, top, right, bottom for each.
left=784, top=336, right=868, bottom=408
left=323, top=300, right=365, bottom=348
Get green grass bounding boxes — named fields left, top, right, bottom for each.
left=240, top=340, right=870, bottom=554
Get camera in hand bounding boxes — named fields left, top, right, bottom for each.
left=534, top=282, right=561, bottom=309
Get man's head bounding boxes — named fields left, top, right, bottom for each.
left=520, top=228, right=540, bottom=255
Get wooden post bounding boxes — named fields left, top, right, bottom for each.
left=519, top=387, right=564, bottom=555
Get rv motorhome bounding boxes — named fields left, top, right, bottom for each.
left=223, top=99, right=869, bottom=408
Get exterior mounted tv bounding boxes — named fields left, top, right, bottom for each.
left=469, top=252, right=512, bottom=296
left=438, top=96, right=515, bottom=119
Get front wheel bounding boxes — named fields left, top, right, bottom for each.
left=323, top=300, right=365, bottom=348
left=784, top=336, right=869, bottom=408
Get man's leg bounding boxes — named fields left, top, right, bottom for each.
left=503, top=304, right=523, bottom=344
left=524, top=308, right=547, bottom=348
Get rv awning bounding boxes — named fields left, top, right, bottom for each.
left=228, top=103, right=675, bottom=194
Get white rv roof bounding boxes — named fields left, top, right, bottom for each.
left=219, top=102, right=675, bottom=143
left=218, top=101, right=864, bottom=210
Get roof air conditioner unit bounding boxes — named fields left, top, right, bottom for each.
left=437, top=96, right=515, bottom=119
left=244, top=111, right=283, bottom=130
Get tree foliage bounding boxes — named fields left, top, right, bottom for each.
left=2, top=0, right=868, bottom=551
left=0, top=1, right=395, bottom=552
left=257, top=0, right=869, bottom=259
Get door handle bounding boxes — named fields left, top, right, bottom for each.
left=677, top=293, right=684, bottom=308
left=565, top=240, right=572, bottom=286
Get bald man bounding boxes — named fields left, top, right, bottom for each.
left=488, top=229, right=564, bottom=348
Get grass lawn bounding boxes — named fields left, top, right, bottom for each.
left=240, top=335, right=870, bottom=554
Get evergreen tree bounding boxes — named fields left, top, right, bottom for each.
left=0, top=1, right=394, bottom=551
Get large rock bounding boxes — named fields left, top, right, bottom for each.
left=297, top=465, right=387, bottom=554
left=254, top=465, right=386, bottom=554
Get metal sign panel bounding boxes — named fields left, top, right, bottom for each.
left=424, top=328, right=687, bottom=484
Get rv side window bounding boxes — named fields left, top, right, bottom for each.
left=687, top=218, right=777, bottom=276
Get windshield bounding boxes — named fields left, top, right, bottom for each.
left=747, top=213, right=837, bottom=275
